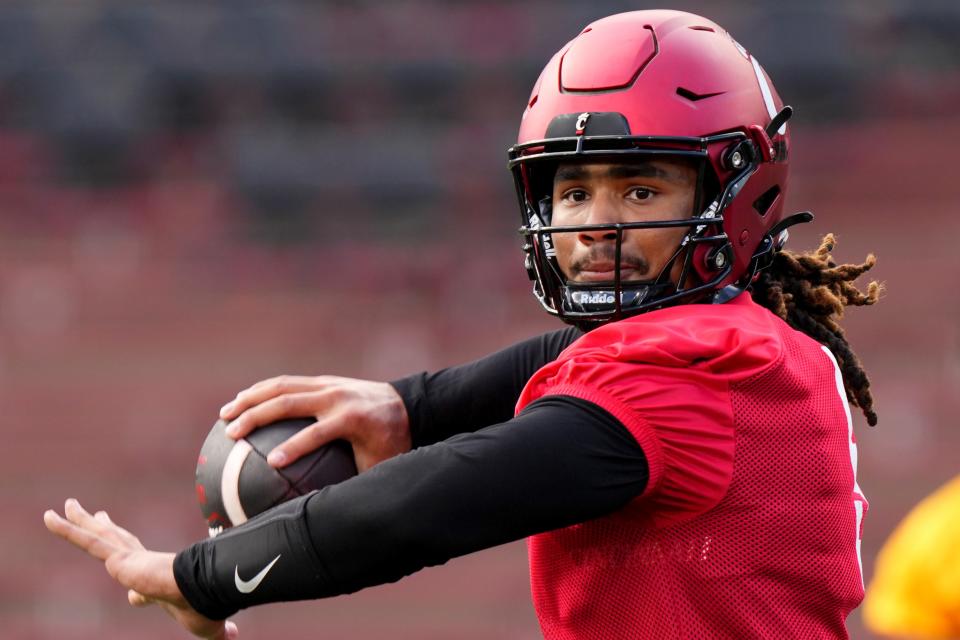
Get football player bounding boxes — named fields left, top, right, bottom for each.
left=863, top=474, right=960, bottom=638
left=45, top=10, right=881, bottom=639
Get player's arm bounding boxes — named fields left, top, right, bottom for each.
left=391, top=325, right=583, bottom=446
left=173, top=394, right=644, bottom=619
left=221, top=326, right=582, bottom=470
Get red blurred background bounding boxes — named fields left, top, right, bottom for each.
left=3, top=2, right=958, bottom=638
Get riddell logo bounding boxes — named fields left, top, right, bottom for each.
left=572, top=291, right=615, bottom=304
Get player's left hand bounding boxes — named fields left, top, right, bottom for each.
left=44, top=499, right=238, bottom=640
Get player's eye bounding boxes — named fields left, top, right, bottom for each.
left=628, top=187, right=654, bottom=201
left=562, top=189, right=589, bottom=204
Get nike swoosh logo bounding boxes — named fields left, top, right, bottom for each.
left=234, top=554, right=281, bottom=594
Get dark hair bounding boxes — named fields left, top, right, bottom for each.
left=750, top=234, right=882, bottom=425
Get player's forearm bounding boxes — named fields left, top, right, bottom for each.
left=173, top=395, right=647, bottom=619
left=390, top=326, right=582, bottom=446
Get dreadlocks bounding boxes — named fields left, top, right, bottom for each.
left=750, top=233, right=882, bottom=426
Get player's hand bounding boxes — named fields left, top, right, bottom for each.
left=44, top=499, right=238, bottom=640
left=219, top=375, right=411, bottom=472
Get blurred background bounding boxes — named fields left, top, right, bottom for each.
left=3, top=1, right=958, bottom=638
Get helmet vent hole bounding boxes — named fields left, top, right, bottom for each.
left=676, top=87, right=724, bottom=102
left=689, top=26, right=715, bottom=32
left=753, top=185, right=781, bottom=217
left=528, top=94, right=538, bottom=108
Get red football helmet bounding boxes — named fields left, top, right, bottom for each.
left=508, top=10, right=811, bottom=326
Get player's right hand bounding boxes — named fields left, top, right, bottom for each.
left=218, top=375, right=411, bottom=473
left=44, top=499, right=238, bottom=640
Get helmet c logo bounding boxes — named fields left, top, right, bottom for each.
left=575, top=112, right=590, bottom=135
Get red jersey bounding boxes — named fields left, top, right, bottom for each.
left=516, top=294, right=867, bottom=639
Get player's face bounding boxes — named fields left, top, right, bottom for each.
left=550, top=159, right=698, bottom=285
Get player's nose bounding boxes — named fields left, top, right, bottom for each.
left=577, top=195, right=621, bottom=245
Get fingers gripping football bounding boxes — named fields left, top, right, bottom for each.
left=225, top=389, right=338, bottom=440
left=218, top=375, right=410, bottom=472
left=220, top=375, right=340, bottom=425
left=271, top=416, right=342, bottom=467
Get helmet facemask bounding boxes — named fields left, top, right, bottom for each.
left=510, top=129, right=756, bottom=328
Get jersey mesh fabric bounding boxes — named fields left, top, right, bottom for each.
left=517, top=295, right=866, bottom=639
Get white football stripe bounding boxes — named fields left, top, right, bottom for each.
left=821, top=344, right=867, bottom=589
left=854, top=499, right=865, bottom=588
left=821, top=346, right=860, bottom=491
left=750, top=55, right=786, bottom=135
left=221, top=439, right=252, bottom=526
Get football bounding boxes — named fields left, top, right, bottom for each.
left=195, top=417, right=358, bottom=536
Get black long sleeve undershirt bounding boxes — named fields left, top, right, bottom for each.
left=390, top=326, right=582, bottom=446
left=174, top=395, right=649, bottom=620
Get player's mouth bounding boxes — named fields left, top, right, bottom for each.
left=574, top=263, right=642, bottom=282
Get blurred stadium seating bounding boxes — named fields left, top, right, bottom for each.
left=3, top=2, right=959, bottom=638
